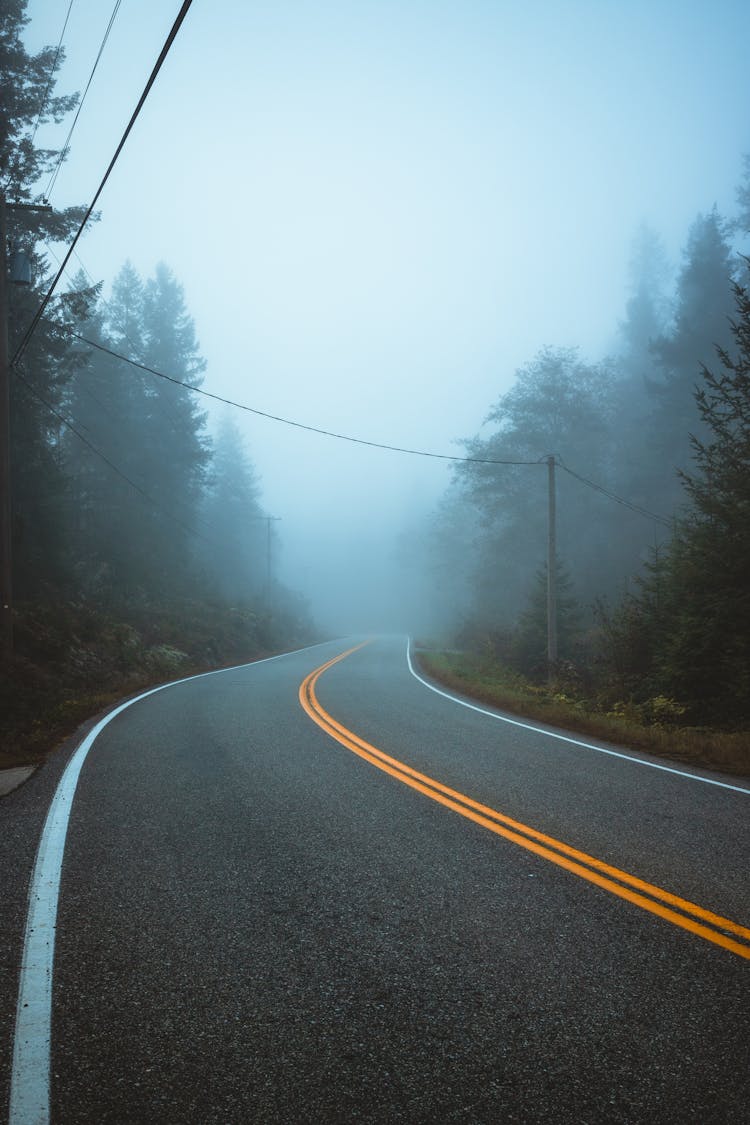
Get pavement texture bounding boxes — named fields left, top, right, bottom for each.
left=0, top=767, right=35, bottom=797
left=1, top=637, right=748, bottom=1124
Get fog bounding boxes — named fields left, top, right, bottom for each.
left=23, top=0, right=750, bottom=635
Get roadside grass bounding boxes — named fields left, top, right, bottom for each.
left=0, top=598, right=317, bottom=772
left=415, top=649, right=750, bottom=779
left=0, top=681, right=150, bottom=771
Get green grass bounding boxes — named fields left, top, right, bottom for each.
left=0, top=597, right=317, bottom=771
left=415, top=649, right=750, bottom=778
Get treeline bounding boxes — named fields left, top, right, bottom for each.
left=26, top=259, right=280, bottom=615
left=1, top=1, right=314, bottom=722
left=424, top=163, right=750, bottom=727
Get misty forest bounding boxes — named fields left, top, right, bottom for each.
left=2, top=0, right=750, bottom=763
left=420, top=198, right=750, bottom=730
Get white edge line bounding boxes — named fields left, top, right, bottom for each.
left=405, top=639, right=750, bottom=796
left=8, top=640, right=330, bottom=1125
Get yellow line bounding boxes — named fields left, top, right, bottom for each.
left=299, top=645, right=750, bottom=961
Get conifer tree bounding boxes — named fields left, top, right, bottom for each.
left=651, top=273, right=750, bottom=720
left=137, top=263, right=210, bottom=590
left=199, top=414, right=266, bottom=603
left=1, top=0, right=91, bottom=595
left=646, top=208, right=736, bottom=514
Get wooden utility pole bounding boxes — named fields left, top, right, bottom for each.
left=0, top=195, right=12, bottom=656
left=546, top=454, right=557, bottom=680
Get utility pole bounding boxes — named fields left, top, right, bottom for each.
left=249, top=514, right=281, bottom=612
left=0, top=196, right=51, bottom=656
left=546, top=454, right=558, bottom=681
left=264, top=516, right=281, bottom=612
left=0, top=194, right=11, bottom=655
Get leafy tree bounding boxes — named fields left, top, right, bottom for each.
left=455, top=347, right=615, bottom=627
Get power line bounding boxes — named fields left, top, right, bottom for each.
left=70, top=333, right=542, bottom=467
left=28, top=0, right=76, bottom=150
left=69, top=333, right=674, bottom=526
left=45, top=0, right=124, bottom=201
left=556, top=460, right=671, bottom=527
left=11, top=0, right=195, bottom=368
left=14, top=369, right=210, bottom=544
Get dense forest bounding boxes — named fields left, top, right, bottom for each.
left=2, top=0, right=749, bottom=759
left=422, top=170, right=750, bottom=727
left=1, top=3, right=315, bottom=757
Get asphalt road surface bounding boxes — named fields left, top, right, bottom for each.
left=1, top=636, right=748, bottom=1124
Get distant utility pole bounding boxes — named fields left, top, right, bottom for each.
left=250, top=515, right=281, bottom=612
left=265, top=516, right=280, bottom=610
left=0, top=195, right=51, bottom=656
left=546, top=454, right=558, bottom=680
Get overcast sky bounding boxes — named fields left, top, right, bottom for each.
left=23, top=0, right=750, bottom=630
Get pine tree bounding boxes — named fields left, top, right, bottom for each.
left=647, top=208, right=736, bottom=514
left=60, top=272, right=138, bottom=598
left=652, top=273, right=750, bottom=720
left=612, top=272, right=750, bottom=722
left=1, top=1, right=92, bottom=596
left=512, top=558, right=580, bottom=678
left=137, top=263, right=210, bottom=591
left=199, top=414, right=266, bottom=603
left=62, top=261, right=210, bottom=605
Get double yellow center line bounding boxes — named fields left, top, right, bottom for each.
left=300, top=644, right=750, bottom=961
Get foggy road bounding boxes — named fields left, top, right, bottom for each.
left=2, top=637, right=749, bottom=1124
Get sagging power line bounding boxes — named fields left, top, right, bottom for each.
left=11, top=0, right=195, bottom=369
left=28, top=0, right=76, bottom=152
left=70, top=334, right=544, bottom=468
left=45, top=0, right=125, bottom=201
left=70, top=331, right=672, bottom=527
left=14, top=370, right=210, bottom=544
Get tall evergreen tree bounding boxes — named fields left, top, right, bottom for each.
left=199, top=414, right=266, bottom=603
left=62, top=262, right=210, bottom=604
left=61, top=271, right=142, bottom=598
left=606, top=225, right=674, bottom=581
left=729, top=153, right=750, bottom=240
left=646, top=208, right=736, bottom=514
left=652, top=273, right=750, bottom=720
left=617, top=223, right=671, bottom=380
left=512, top=558, right=580, bottom=677
left=137, top=263, right=210, bottom=590
left=1, top=0, right=91, bottom=596
left=605, top=272, right=750, bottom=723
left=0, top=0, right=76, bottom=198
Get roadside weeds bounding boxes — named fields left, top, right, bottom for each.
left=416, top=650, right=750, bottom=779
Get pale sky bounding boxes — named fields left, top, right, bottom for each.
left=22, top=0, right=750, bottom=630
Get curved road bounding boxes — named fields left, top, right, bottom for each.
left=1, top=636, right=749, bottom=1123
